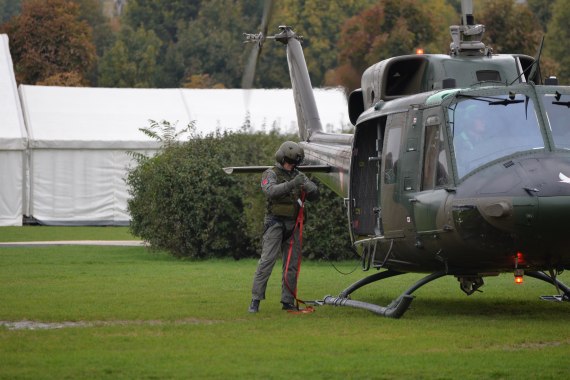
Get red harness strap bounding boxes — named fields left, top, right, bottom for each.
left=284, top=191, right=315, bottom=314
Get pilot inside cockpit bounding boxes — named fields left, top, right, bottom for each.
left=452, top=102, right=510, bottom=177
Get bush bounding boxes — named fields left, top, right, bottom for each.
left=303, top=181, right=354, bottom=260
left=127, top=133, right=243, bottom=258
left=126, top=125, right=353, bottom=260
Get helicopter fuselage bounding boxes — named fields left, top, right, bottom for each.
left=303, top=80, right=570, bottom=276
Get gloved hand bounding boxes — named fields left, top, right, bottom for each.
left=290, top=173, right=306, bottom=189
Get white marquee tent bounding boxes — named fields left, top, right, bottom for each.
left=0, top=35, right=27, bottom=226
left=0, top=34, right=350, bottom=226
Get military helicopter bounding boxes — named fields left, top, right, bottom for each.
left=228, top=0, right=570, bottom=318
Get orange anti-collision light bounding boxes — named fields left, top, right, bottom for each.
left=514, top=268, right=524, bottom=284
left=415, top=48, right=424, bottom=55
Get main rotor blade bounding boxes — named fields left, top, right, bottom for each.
left=241, top=0, right=274, bottom=89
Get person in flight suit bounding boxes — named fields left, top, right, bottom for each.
left=248, top=141, right=319, bottom=313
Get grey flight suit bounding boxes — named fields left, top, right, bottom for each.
left=251, top=163, right=319, bottom=304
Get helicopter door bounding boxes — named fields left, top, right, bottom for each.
left=380, top=113, right=407, bottom=238
left=349, top=118, right=385, bottom=237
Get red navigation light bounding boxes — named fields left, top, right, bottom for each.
left=415, top=48, right=424, bottom=55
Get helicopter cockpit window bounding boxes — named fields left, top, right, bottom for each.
left=542, top=93, right=570, bottom=150
left=449, top=95, right=544, bottom=179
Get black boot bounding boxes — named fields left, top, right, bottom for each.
left=281, top=302, right=298, bottom=311
left=248, top=299, right=260, bottom=313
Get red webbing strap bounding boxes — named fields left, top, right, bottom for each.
left=284, top=191, right=314, bottom=314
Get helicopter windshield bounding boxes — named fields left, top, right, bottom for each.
left=542, top=93, right=570, bottom=150
left=449, top=94, right=544, bottom=178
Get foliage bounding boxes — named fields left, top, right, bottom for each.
left=137, top=119, right=192, bottom=147
left=526, top=0, right=553, bottom=32
left=58, top=0, right=117, bottom=86
left=0, top=0, right=21, bottom=23
left=303, top=180, right=354, bottom=260
left=477, top=0, right=543, bottom=56
left=126, top=125, right=352, bottom=260
left=1, top=0, right=566, bottom=90
left=123, top=0, right=201, bottom=44
left=35, top=71, right=86, bottom=87
left=0, top=0, right=96, bottom=85
left=75, top=0, right=116, bottom=63
left=270, top=0, right=375, bottom=88
left=127, top=133, right=242, bottom=259
left=127, top=127, right=277, bottom=259
left=183, top=73, right=226, bottom=89
left=544, top=0, right=570, bottom=84
left=174, top=0, right=264, bottom=89
left=331, top=0, right=456, bottom=92
left=101, top=0, right=375, bottom=88
left=98, top=24, right=162, bottom=87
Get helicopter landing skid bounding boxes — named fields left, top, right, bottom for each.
left=525, top=271, right=570, bottom=302
left=322, top=270, right=447, bottom=318
left=539, top=295, right=568, bottom=302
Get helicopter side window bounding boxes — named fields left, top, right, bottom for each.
left=449, top=96, right=544, bottom=179
left=476, top=70, right=501, bottom=82
left=542, top=93, right=570, bottom=150
left=383, top=126, right=402, bottom=184
left=422, top=124, right=449, bottom=190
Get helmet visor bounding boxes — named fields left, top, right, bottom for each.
left=283, top=155, right=303, bottom=166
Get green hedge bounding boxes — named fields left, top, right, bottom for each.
left=126, top=127, right=353, bottom=260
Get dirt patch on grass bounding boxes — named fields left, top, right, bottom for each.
left=0, top=318, right=220, bottom=330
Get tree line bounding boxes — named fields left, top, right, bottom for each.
left=1, top=0, right=569, bottom=90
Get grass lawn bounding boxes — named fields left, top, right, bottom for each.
left=1, top=228, right=569, bottom=379
left=0, top=226, right=137, bottom=242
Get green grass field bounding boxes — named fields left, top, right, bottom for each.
left=1, top=227, right=569, bottom=379
left=0, top=226, right=137, bottom=242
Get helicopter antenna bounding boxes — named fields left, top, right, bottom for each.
left=449, top=0, right=488, bottom=56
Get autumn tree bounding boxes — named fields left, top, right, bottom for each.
left=477, top=0, right=543, bottom=56
left=175, top=0, right=264, bottom=88
left=0, top=0, right=21, bottom=23
left=526, top=0, right=553, bottom=32
left=0, top=0, right=96, bottom=85
left=330, top=0, right=456, bottom=92
left=98, top=25, right=162, bottom=88
left=123, top=0, right=201, bottom=44
left=545, top=0, right=570, bottom=84
left=268, top=0, right=376, bottom=88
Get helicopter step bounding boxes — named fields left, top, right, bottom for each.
left=525, top=271, right=570, bottom=303
left=353, top=236, right=391, bottom=271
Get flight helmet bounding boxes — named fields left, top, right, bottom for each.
left=275, top=141, right=304, bottom=166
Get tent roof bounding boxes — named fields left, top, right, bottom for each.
left=20, top=85, right=349, bottom=149
left=0, top=35, right=27, bottom=150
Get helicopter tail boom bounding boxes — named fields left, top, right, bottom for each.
left=274, top=26, right=323, bottom=141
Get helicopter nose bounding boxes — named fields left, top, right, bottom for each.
left=536, top=196, right=570, bottom=235
left=451, top=155, right=570, bottom=269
